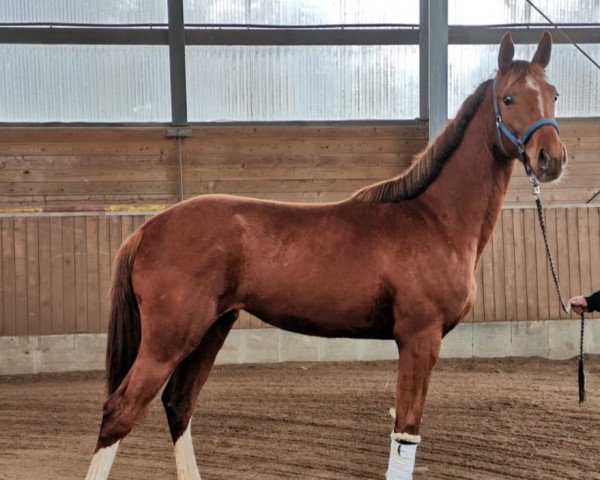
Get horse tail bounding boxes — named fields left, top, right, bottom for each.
left=106, top=227, right=145, bottom=396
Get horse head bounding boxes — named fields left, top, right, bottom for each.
left=494, top=31, right=567, bottom=183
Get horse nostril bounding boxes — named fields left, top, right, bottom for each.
left=538, top=149, right=550, bottom=169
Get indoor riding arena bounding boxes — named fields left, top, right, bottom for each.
left=1, top=2, right=599, bottom=480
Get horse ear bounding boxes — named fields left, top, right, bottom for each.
left=498, top=32, right=515, bottom=74
left=531, top=31, right=552, bottom=68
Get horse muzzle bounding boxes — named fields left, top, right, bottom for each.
left=529, top=145, right=567, bottom=183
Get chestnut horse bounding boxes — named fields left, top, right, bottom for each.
left=86, top=32, right=566, bottom=480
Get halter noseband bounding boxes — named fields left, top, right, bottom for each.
left=492, top=76, right=560, bottom=178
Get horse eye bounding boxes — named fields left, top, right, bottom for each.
left=503, top=95, right=513, bottom=106
left=554, top=92, right=560, bottom=102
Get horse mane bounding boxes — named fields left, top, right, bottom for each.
left=353, top=79, right=493, bottom=203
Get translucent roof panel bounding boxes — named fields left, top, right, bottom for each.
left=184, top=0, right=419, bottom=25
left=0, top=45, right=171, bottom=122
left=449, top=44, right=600, bottom=117
left=0, top=0, right=167, bottom=24
left=186, top=45, right=419, bottom=121
left=450, top=0, right=600, bottom=25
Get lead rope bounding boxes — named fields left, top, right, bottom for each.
left=529, top=176, right=586, bottom=403
left=579, top=313, right=586, bottom=403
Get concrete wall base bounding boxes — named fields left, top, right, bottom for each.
left=1, top=319, right=598, bottom=375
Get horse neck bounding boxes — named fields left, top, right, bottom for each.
left=419, top=92, right=515, bottom=258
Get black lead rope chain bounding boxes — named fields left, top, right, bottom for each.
left=531, top=177, right=586, bottom=403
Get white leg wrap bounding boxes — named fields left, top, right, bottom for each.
left=85, top=441, right=120, bottom=480
left=174, top=422, right=201, bottom=480
left=386, top=437, right=418, bottom=480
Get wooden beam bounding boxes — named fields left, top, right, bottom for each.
left=0, top=27, right=167, bottom=45
left=1, top=25, right=596, bottom=46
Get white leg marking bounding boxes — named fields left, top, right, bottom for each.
left=84, top=441, right=120, bottom=480
left=526, top=75, right=545, bottom=117
left=174, top=422, right=201, bottom=480
left=386, top=437, right=418, bottom=480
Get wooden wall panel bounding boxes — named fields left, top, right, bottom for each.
left=85, top=217, right=100, bottom=333
left=38, top=217, right=52, bottom=335
left=0, top=125, right=426, bottom=209
left=578, top=209, right=592, bottom=299
left=50, top=217, right=64, bottom=333
left=589, top=209, right=600, bottom=301
left=13, top=218, right=27, bottom=336
left=1, top=218, right=15, bottom=335
left=513, top=209, right=527, bottom=321
left=472, top=262, right=484, bottom=322
left=0, top=121, right=597, bottom=209
left=534, top=208, right=550, bottom=321
left=0, top=215, right=113, bottom=335
left=97, top=216, right=111, bottom=333
left=25, top=218, right=40, bottom=335
left=61, top=217, right=76, bottom=333
left=523, top=210, right=539, bottom=321
left=547, top=209, right=561, bottom=320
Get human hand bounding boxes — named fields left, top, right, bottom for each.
left=568, top=296, right=588, bottom=315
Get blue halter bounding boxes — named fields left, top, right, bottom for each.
left=492, top=76, right=560, bottom=176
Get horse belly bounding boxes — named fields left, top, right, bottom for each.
left=248, top=308, right=395, bottom=340
left=242, top=282, right=396, bottom=340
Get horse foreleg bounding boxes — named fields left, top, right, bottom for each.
left=161, top=311, right=238, bottom=480
left=387, top=326, right=442, bottom=480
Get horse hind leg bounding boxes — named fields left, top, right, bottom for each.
left=85, top=345, right=177, bottom=480
left=161, top=310, right=238, bottom=480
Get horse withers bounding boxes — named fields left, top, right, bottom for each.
left=85, top=32, right=566, bottom=480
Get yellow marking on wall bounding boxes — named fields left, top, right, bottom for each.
left=0, top=205, right=167, bottom=215
left=105, top=204, right=166, bottom=213
left=0, top=207, right=44, bottom=214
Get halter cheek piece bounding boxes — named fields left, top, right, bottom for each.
left=492, top=76, right=560, bottom=185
